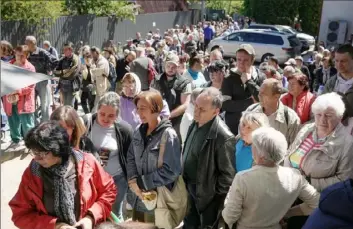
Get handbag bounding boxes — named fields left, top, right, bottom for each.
left=154, top=128, right=188, bottom=229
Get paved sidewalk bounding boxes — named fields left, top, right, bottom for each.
left=1, top=133, right=31, bottom=229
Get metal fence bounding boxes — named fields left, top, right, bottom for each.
left=1, top=10, right=200, bottom=53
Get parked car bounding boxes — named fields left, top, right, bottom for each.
left=248, top=24, right=316, bottom=52
left=207, top=29, right=302, bottom=64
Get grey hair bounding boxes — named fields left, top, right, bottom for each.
left=97, top=92, right=121, bottom=115
left=240, top=112, right=270, bottom=128
left=191, top=87, right=204, bottom=104
left=43, top=40, right=51, bottom=46
left=283, top=66, right=296, bottom=74
left=25, top=36, right=37, bottom=44
left=312, top=92, right=345, bottom=118
left=199, top=87, right=223, bottom=109
left=252, top=127, right=287, bottom=164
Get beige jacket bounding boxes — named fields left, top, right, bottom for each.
left=222, top=166, right=319, bottom=229
left=245, top=102, right=301, bottom=145
left=92, top=55, right=110, bottom=96
left=284, top=123, right=353, bottom=192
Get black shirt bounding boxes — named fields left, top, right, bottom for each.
left=183, top=119, right=214, bottom=184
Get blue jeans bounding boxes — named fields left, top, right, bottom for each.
left=112, top=174, right=128, bottom=220
left=35, top=80, right=51, bottom=123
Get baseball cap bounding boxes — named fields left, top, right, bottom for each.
left=285, top=58, right=296, bottom=65
left=165, top=53, right=179, bottom=66
left=294, top=56, right=303, bottom=62
left=236, top=44, right=255, bottom=56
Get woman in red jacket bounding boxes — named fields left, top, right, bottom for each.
left=281, top=72, right=316, bottom=124
left=9, top=121, right=117, bottom=229
left=3, top=45, right=36, bottom=150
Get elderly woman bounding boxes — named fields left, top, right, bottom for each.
left=120, top=73, right=170, bottom=129
left=222, top=127, right=319, bottom=229
left=3, top=45, right=36, bottom=150
left=281, top=72, right=316, bottom=124
left=83, top=92, right=133, bottom=221
left=126, top=90, right=181, bottom=223
left=9, top=121, right=116, bottom=229
left=235, top=112, right=269, bottom=172
left=285, top=92, right=353, bottom=192
left=51, top=106, right=101, bottom=162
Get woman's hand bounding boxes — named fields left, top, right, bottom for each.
left=129, top=180, right=143, bottom=200
left=74, top=215, right=94, bottom=229
left=55, top=222, right=76, bottom=229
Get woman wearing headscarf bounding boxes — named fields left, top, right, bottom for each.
left=120, top=73, right=170, bottom=130
left=9, top=121, right=116, bottom=229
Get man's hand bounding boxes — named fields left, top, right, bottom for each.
left=240, top=72, right=252, bottom=84
left=74, top=215, right=94, bottom=229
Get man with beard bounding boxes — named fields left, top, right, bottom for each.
left=151, top=53, right=192, bottom=137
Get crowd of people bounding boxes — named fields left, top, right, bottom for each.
left=1, top=20, right=353, bottom=229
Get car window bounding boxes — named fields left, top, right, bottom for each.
left=258, top=34, right=284, bottom=45
left=243, top=33, right=262, bottom=43
left=227, top=32, right=244, bottom=41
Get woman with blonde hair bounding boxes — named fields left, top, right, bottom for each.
left=51, top=105, right=100, bottom=161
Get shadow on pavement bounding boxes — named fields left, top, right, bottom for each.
left=1, top=148, right=28, bottom=164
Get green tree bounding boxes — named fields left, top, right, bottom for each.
left=206, top=0, right=244, bottom=15
left=64, top=0, right=136, bottom=20
left=1, top=0, right=63, bottom=38
left=298, top=0, right=323, bottom=36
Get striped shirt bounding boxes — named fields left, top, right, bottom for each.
left=289, top=133, right=323, bottom=169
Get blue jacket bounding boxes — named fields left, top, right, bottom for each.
left=203, top=26, right=214, bottom=40
left=303, top=179, right=353, bottom=229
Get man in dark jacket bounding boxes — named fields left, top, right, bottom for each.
left=54, top=42, right=81, bottom=107
left=313, top=56, right=337, bottom=92
left=25, top=35, right=58, bottom=123
left=115, top=51, right=136, bottom=93
left=182, top=87, right=236, bottom=229
left=221, top=44, right=265, bottom=135
left=151, top=53, right=192, bottom=138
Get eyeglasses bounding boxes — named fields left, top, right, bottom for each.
left=29, top=150, right=50, bottom=158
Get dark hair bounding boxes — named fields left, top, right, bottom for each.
left=95, top=221, right=158, bottom=229
left=90, top=46, right=101, bottom=54
left=25, top=121, right=71, bottom=163
left=336, top=44, right=353, bottom=59
left=50, top=106, right=86, bottom=149
left=287, top=72, right=309, bottom=91
left=134, top=90, right=163, bottom=114
left=269, top=56, right=279, bottom=65
left=189, top=55, right=203, bottom=67
left=63, top=42, right=74, bottom=50
left=14, top=45, right=30, bottom=57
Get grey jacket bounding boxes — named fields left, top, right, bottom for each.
left=126, top=119, right=181, bottom=191
left=284, top=123, right=353, bottom=192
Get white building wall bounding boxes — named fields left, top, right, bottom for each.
left=319, top=0, right=353, bottom=45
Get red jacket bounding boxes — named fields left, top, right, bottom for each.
left=9, top=151, right=117, bottom=229
left=281, top=90, right=316, bottom=124
left=3, top=59, right=36, bottom=116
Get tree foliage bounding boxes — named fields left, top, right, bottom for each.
left=206, top=0, right=244, bottom=15
left=64, top=0, right=137, bottom=20
left=242, top=0, right=323, bottom=36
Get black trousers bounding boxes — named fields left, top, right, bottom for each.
left=81, top=90, right=95, bottom=114
left=183, top=183, right=223, bottom=229
left=204, top=39, right=211, bottom=52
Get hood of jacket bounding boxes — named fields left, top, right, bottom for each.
left=139, top=118, right=172, bottom=138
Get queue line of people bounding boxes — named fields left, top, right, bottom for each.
left=2, top=24, right=353, bottom=229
